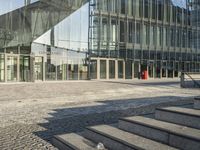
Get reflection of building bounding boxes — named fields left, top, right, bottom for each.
left=0, top=0, right=89, bottom=82
left=0, top=0, right=200, bottom=82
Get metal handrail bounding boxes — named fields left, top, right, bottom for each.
left=184, top=72, right=200, bottom=88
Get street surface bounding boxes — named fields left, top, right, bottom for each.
left=0, top=79, right=199, bottom=149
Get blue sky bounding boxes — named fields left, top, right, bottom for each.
left=171, top=0, right=187, bottom=8
left=0, top=0, right=38, bottom=15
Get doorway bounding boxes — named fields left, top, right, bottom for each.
left=134, top=61, right=140, bottom=78
left=35, top=57, right=43, bottom=81
left=7, top=55, right=18, bottom=82
left=20, top=56, right=30, bottom=82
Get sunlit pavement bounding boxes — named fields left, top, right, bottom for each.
left=0, top=79, right=199, bottom=149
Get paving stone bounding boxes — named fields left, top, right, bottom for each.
left=0, top=80, right=199, bottom=149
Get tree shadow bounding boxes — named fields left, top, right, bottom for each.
left=33, top=95, right=193, bottom=145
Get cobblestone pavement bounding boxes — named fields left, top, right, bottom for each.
left=0, top=79, right=199, bottom=149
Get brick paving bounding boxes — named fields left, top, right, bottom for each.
left=0, top=79, right=199, bottom=149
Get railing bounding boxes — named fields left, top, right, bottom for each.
left=180, top=72, right=200, bottom=88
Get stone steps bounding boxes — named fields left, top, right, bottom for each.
left=119, top=116, right=200, bottom=150
left=52, top=133, right=97, bottom=150
left=53, top=105, right=200, bottom=150
left=155, top=107, right=200, bottom=129
left=83, top=125, right=177, bottom=150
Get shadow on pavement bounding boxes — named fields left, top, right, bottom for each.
left=100, top=80, right=180, bottom=87
left=34, top=95, right=193, bottom=145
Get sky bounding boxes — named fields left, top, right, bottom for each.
left=171, top=0, right=187, bottom=8
left=0, top=0, right=38, bottom=15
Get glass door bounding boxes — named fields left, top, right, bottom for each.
left=134, top=61, right=140, bottom=78
left=35, top=57, right=43, bottom=81
left=148, top=61, right=154, bottom=78
left=20, top=56, right=30, bottom=82
left=7, top=55, right=18, bottom=82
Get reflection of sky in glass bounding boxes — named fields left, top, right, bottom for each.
left=34, top=3, right=89, bottom=51
left=0, top=0, right=38, bottom=15
left=171, top=0, right=187, bottom=8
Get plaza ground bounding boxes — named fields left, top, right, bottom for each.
left=0, top=79, right=199, bottom=149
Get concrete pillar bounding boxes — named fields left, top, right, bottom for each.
left=97, top=58, right=100, bottom=80
left=153, top=64, right=155, bottom=79
left=106, top=59, right=109, bottom=80
left=132, top=62, right=134, bottom=79
left=115, top=60, right=118, bottom=79
left=138, top=63, right=141, bottom=79
left=160, top=67, right=162, bottom=79
left=4, top=54, right=7, bottom=82
left=30, top=56, right=35, bottom=82
left=123, top=61, right=125, bottom=79
left=166, top=69, right=168, bottom=78
left=172, top=70, right=175, bottom=78
left=43, top=57, right=45, bottom=81
left=17, top=55, right=20, bottom=82
left=180, top=73, right=185, bottom=88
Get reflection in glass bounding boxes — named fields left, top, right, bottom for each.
left=125, top=61, right=132, bottom=79
left=118, top=61, right=123, bottom=79
left=20, top=56, right=30, bottom=82
left=35, top=57, right=43, bottom=80
left=109, top=60, right=115, bottom=79
left=134, top=61, right=140, bottom=78
left=90, top=60, right=97, bottom=79
left=7, top=56, right=18, bottom=82
left=0, top=55, right=4, bottom=82
left=100, top=60, right=106, bottom=79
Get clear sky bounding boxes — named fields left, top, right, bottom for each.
left=0, top=0, right=38, bottom=15
left=171, top=0, right=187, bottom=8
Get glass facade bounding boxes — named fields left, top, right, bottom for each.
left=0, top=0, right=89, bottom=82
left=0, top=0, right=200, bottom=82
left=89, top=0, right=200, bottom=79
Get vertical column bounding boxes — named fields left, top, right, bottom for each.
left=4, top=53, right=7, bottom=82
left=43, top=57, right=45, bottom=81
left=55, top=62, right=58, bottom=81
left=153, top=63, right=155, bottom=79
left=97, top=58, right=100, bottom=80
left=17, top=46, right=20, bottom=82
left=30, top=56, right=35, bottom=82
left=115, top=60, right=118, bottom=79
left=166, top=68, right=168, bottom=78
left=172, top=62, right=175, bottom=78
left=147, top=64, right=149, bottom=79
left=132, top=62, right=134, bottom=79
left=17, top=55, right=20, bottom=82
left=160, top=61, right=162, bottom=79
left=106, top=59, right=109, bottom=80
left=138, top=62, right=141, bottom=79
left=123, top=60, right=125, bottom=79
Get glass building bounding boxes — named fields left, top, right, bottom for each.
left=89, top=0, right=200, bottom=80
left=0, top=0, right=200, bottom=82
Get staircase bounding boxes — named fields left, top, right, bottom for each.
left=52, top=101, right=200, bottom=150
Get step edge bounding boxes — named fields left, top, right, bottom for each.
left=54, top=134, right=95, bottom=150
left=86, top=126, right=147, bottom=150
left=119, top=118, right=200, bottom=142
left=53, top=135, right=77, bottom=150
left=156, top=107, right=200, bottom=118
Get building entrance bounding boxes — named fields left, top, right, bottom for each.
left=7, top=55, right=18, bottom=82
left=35, top=57, right=43, bottom=81
left=20, top=56, right=30, bottom=82
left=134, top=61, right=140, bottom=78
